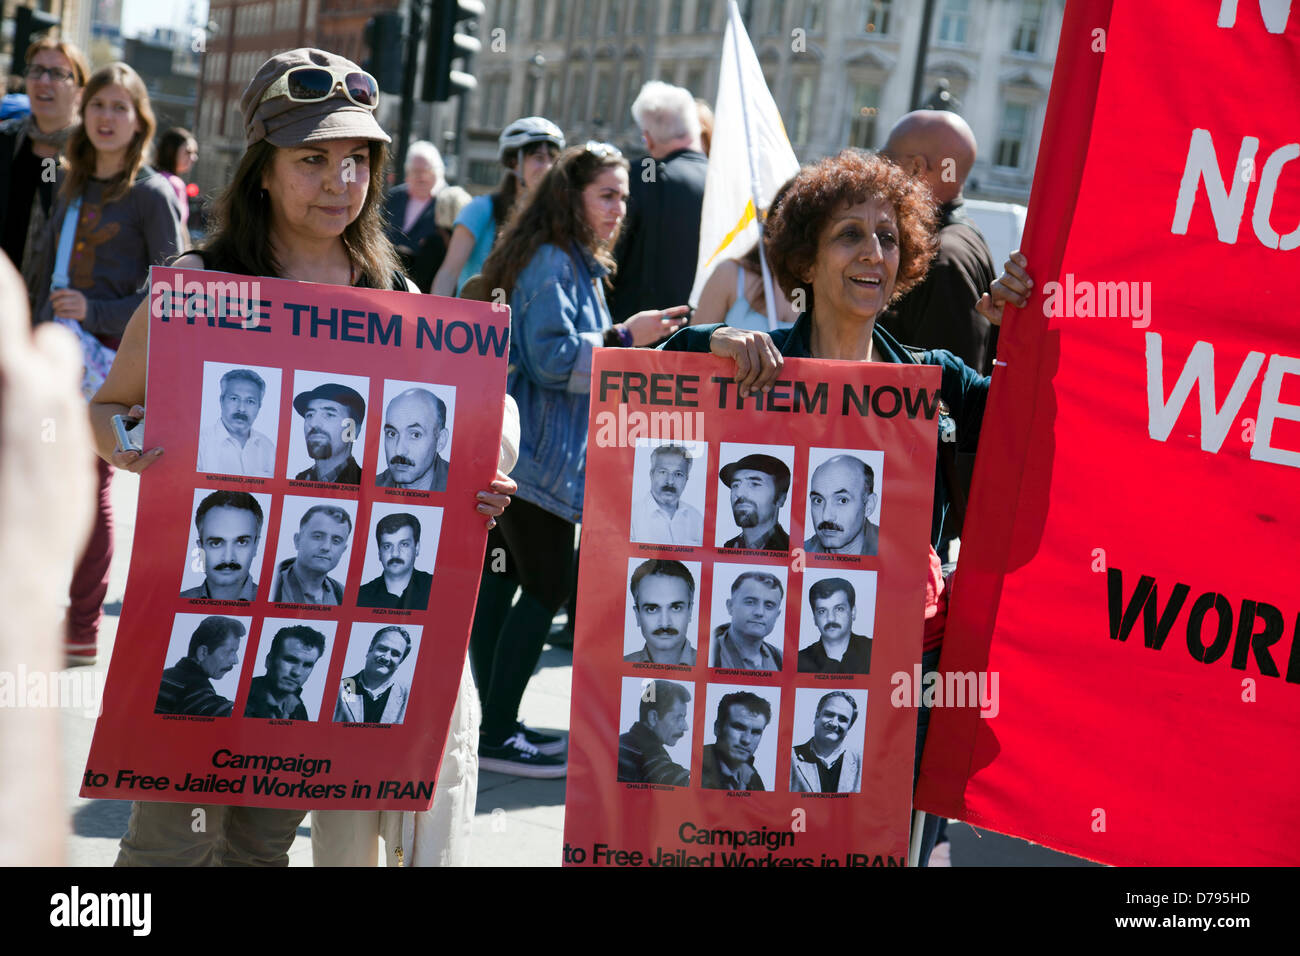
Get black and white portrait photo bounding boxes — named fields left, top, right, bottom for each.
left=286, top=369, right=370, bottom=484
left=714, top=442, right=795, bottom=551
left=376, top=379, right=456, bottom=492
left=179, top=488, right=271, bottom=602
left=803, top=448, right=884, bottom=557
left=708, top=563, right=788, bottom=672
left=356, top=503, right=442, bottom=610
left=628, top=439, right=707, bottom=547
left=195, top=361, right=281, bottom=478
left=623, top=557, right=702, bottom=665
left=241, top=618, right=336, bottom=721
left=797, top=569, right=877, bottom=675
left=616, top=677, right=693, bottom=786
left=155, top=613, right=250, bottom=717
left=700, top=683, right=780, bottom=791
left=333, top=624, right=422, bottom=724
left=269, top=497, right=360, bottom=606
left=789, top=688, right=868, bottom=794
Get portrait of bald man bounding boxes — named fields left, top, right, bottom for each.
left=804, top=454, right=879, bottom=556
left=377, top=387, right=451, bottom=492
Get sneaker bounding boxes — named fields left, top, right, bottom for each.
left=479, top=732, right=567, bottom=778
left=515, top=721, right=567, bottom=755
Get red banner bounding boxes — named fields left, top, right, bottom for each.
left=82, top=267, right=508, bottom=809
left=916, top=0, right=1300, bottom=865
left=563, top=349, right=938, bottom=867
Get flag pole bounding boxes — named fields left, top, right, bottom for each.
left=728, top=0, right=782, bottom=332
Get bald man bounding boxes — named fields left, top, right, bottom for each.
left=877, top=110, right=998, bottom=378
left=804, top=455, right=878, bottom=556
left=376, top=388, right=450, bottom=492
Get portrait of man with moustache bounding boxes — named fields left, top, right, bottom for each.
left=356, top=512, right=433, bottom=610
left=718, top=453, right=791, bottom=551
left=630, top=444, right=704, bottom=546
left=155, top=616, right=245, bottom=717
left=180, top=491, right=264, bottom=602
left=334, top=626, right=414, bottom=724
left=804, top=454, right=880, bottom=556
left=196, top=367, right=276, bottom=477
left=624, top=559, right=698, bottom=665
left=790, top=691, right=864, bottom=794
left=376, top=387, right=451, bottom=492
left=797, top=576, right=872, bottom=675
left=292, top=382, right=366, bottom=484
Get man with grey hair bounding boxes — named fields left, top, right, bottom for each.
left=609, top=80, right=707, bottom=322
left=385, top=140, right=446, bottom=291
left=197, top=368, right=276, bottom=477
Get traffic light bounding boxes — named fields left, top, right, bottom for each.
left=13, top=6, right=61, bottom=72
left=362, top=11, right=404, bottom=94
left=422, top=0, right=483, bottom=103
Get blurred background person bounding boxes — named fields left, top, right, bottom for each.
left=432, top=116, right=564, bottom=296
left=156, top=126, right=197, bottom=235
left=609, top=81, right=707, bottom=323
left=695, top=97, right=714, bottom=156
left=33, top=62, right=184, bottom=667
left=384, top=139, right=445, bottom=292
left=471, top=143, right=687, bottom=776
left=0, top=36, right=89, bottom=308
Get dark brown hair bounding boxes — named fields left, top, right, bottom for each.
left=763, top=150, right=938, bottom=315
left=157, top=127, right=195, bottom=176
left=200, top=139, right=400, bottom=286
left=489, top=141, right=561, bottom=228
left=62, top=63, right=155, bottom=204
left=480, top=145, right=629, bottom=298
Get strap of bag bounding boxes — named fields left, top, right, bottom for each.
left=51, top=195, right=83, bottom=291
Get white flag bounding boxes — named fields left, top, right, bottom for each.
left=689, top=1, right=801, bottom=316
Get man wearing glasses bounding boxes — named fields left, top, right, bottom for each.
left=630, top=444, right=704, bottom=546
left=0, top=37, right=89, bottom=308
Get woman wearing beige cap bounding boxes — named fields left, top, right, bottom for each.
left=88, top=49, right=516, bottom=867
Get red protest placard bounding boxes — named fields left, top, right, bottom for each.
left=562, top=349, right=939, bottom=867
left=916, top=0, right=1300, bottom=865
left=82, top=267, right=508, bottom=809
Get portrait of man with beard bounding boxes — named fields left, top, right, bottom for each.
left=629, top=444, right=704, bottom=546
left=790, top=691, right=864, bottom=794
left=291, top=381, right=366, bottom=484
left=356, top=512, right=433, bottom=610
left=196, top=366, right=277, bottom=477
left=717, top=452, right=791, bottom=552
left=804, top=453, right=880, bottom=556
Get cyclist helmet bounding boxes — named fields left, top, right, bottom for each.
left=498, top=116, right=565, bottom=163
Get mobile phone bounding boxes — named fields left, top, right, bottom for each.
left=111, top=413, right=144, bottom=452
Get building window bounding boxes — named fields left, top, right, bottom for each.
left=995, top=101, right=1030, bottom=168
left=684, top=64, right=706, bottom=96
left=468, top=159, right=499, bottom=186
left=530, top=0, right=547, bottom=39
left=848, top=81, right=880, bottom=149
left=576, top=0, right=593, bottom=36
left=864, top=0, right=892, bottom=35
left=481, top=76, right=509, bottom=129
left=767, top=0, right=786, bottom=34
left=605, top=2, right=620, bottom=34
left=937, top=0, right=971, bottom=45
left=619, top=64, right=643, bottom=128
left=568, top=67, right=588, bottom=126
left=668, top=0, right=684, bottom=33
left=802, top=0, right=824, bottom=32
left=593, top=67, right=614, bottom=124
left=545, top=72, right=562, bottom=118
left=496, top=0, right=518, bottom=37
left=523, top=73, right=539, bottom=115
left=1012, top=0, right=1045, bottom=54
left=552, top=0, right=568, bottom=38
left=696, top=0, right=715, bottom=32
left=632, top=0, right=648, bottom=34
left=791, top=73, right=816, bottom=143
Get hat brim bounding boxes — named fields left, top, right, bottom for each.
left=264, top=101, right=392, bottom=147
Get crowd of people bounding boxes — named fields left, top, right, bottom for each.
left=2, top=35, right=1028, bottom=868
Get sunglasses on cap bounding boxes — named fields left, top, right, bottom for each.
left=584, top=141, right=622, bottom=158
left=260, top=65, right=380, bottom=110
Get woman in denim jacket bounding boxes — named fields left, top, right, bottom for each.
left=470, top=143, right=688, bottom=775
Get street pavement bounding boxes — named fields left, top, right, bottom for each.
left=61, top=471, right=1089, bottom=867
